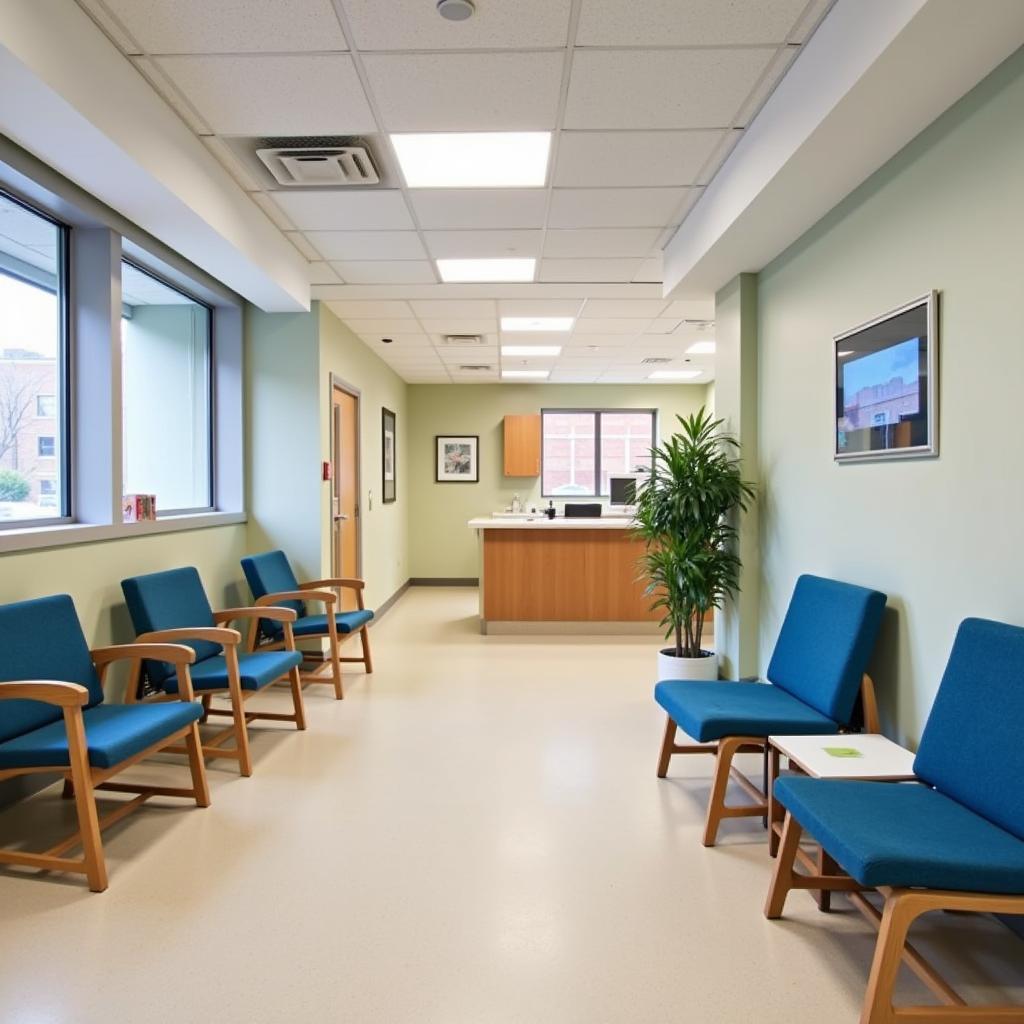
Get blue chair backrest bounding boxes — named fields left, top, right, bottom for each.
left=914, top=618, right=1024, bottom=842
left=767, top=575, right=887, bottom=724
left=0, top=595, right=104, bottom=743
left=121, top=567, right=219, bottom=686
left=241, top=550, right=306, bottom=620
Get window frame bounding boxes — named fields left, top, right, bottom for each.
left=120, top=257, right=216, bottom=516
left=541, top=407, right=657, bottom=499
left=0, top=188, right=72, bottom=531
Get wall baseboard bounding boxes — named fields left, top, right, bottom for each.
left=408, top=577, right=479, bottom=587
left=374, top=579, right=411, bottom=619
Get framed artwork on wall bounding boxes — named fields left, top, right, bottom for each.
left=435, top=435, right=479, bottom=483
left=382, top=407, right=396, bottom=503
left=834, top=291, right=939, bottom=462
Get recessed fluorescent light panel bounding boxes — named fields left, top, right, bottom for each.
left=649, top=370, right=702, bottom=380
left=501, top=345, right=562, bottom=357
left=437, top=258, right=535, bottom=283
left=500, top=316, right=575, bottom=333
left=391, top=132, right=551, bottom=188
left=686, top=340, right=716, bottom=355
left=502, top=369, right=550, bottom=380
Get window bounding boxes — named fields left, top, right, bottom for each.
left=542, top=409, right=655, bottom=497
left=0, top=192, right=67, bottom=524
left=121, top=261, right=213, bottom=514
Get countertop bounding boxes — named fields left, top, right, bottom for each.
left=468, top=516, right=637, bottom=530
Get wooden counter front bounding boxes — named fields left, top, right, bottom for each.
left=481, top=528, right=659, bottom=623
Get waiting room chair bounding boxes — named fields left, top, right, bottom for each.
left=122, top=567, right=305, bottom=777
left=0, top=594, right=209, bottom=891
left=765, top=617, right=1024, bottom=1023
left=241, top=550, right=374, bottom=701
left=654, top=574, right=886, bottom=846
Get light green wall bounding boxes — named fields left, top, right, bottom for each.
left=406, top=382, right=712, bottom=579
left=318, top=303, right=409, bottom=610
left=756, top=47, right=1024, bottom=744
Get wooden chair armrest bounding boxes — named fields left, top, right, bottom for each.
left=302, top=577, right=365, bottom=591
left=214, top=606, right=297, bottom=624
left=0, top=680, right=90, bottom=707
left=136, top=627, right=241, bottom=647
left=255, top=590, right=335, bottom=606
left=91, top=643, right=197, bottom=668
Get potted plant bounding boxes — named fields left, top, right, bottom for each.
left=634, top=408, right=755, bottom=681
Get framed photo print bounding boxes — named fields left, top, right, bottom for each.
left=834, top=291, right=938, bottom=462
left=381, top=407, right=396, bottom=503
left=435, top=435, right=479, bottom=483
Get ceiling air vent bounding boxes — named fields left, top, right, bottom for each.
left=641, top=357, right=672, bottom=365
left=457, top=364, right=493, bottom=373
left=441, top=334, right=486, bottom=347
left=256, top=144, right=380, bottom=187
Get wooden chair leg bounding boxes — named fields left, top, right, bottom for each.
left=703, top=736, right=746, bottom=847
left=360, top=626, right=374, bottom=674
left=64, top=708, right=108, bottom=893
left=183, top=722, right=211, bottom=807
left=288, top=666, right=307, bottom=731
left=861, top=892, right=920, bottom=1024
left=657, top=715, right=677, bottom=778
left=817, top=848, right=839, bottom=913
left=328, top=628, right=344, bottom=701
left=200, top=694, right=212, bottom=723
left=764, top=811, right=803, bottom=919
left=61, top=777, right=74, bottom=800
left=227, top=679, right=253, bottom=778
left=768, top=746, right=783, bottom=857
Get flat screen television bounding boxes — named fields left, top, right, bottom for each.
left=834, top=292, right=938, bottom=461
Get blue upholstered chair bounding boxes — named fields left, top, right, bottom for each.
left=655, top=574, right=886, bottom=846
left=765, top=617, right=1024, bottom=1023
left=122, top=567, right=305, bottom=778
left=0, top=594, right=209, bottom=891
left=241, top=550, right=375, bottom=701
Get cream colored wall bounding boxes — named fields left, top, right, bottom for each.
left=317, top=303, right=409, bottom=610
left=406, top=382, right=712, bottom=579
left=756, top=48, right=1024, bottom=744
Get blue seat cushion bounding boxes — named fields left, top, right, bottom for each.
left=163, top=650, right=303, bottom=694
left=775, top=777, right=1024, bottom=895
left=0, top=702, right=203, bottom=770
left=293, top=609, right=374, bottom=638
left=240, top=550, right=306, bottom=620
left=655, top=680, right=839, bottom=743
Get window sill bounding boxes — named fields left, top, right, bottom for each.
left=0, top=510, right=247, bottom=554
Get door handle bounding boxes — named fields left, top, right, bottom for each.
left=334, top=513, right=349, bottom=521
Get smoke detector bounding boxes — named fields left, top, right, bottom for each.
left=256, top=144, right=379, bottom=187
left=441, top=334, right=486, bottom=347
left=437, top=0, right=475, bottom=21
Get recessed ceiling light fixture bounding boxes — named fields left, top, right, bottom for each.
left=437, top=0, right=475, bottom=21
left=502, top=369, right=550, bottom=380
left=437, top=258, right=535, bottom=283
left=501, top=345, right=561, bottom=357
left=686, top=340, right=716, bottom=355
left=500, top=316, right=574, bottom=333
left=649, top=369, right=702, bottom=380
left=391, top=132, right=551, bottom=188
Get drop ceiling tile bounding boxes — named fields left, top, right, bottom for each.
left=326, top=300, right=415, bottom=319
left=572, top=317, right=651, bottom=335
left=409, top=190, right=549, bottom=230
left=329, top=261, right=437, bottom=284
left=565, top=49, right=775, bottom=130
left=554, top=130, right=722, bottom=188
left=286, top=231, right=322, bottom=260
left=498, top=331, right=572, bottom=346
left=248, top=192, right=296, bottom=232
left=409, top=300, right=497, bottom=318
left=352, top=333, right=432, bottom=350
left=338, top=318, right=421, bottom=335
left=202, top=136, right=265, bottom=191
left=423, top=230, right=542, bottom=260
left=662, top=299, right=716, bottom=320
left=419, top=319, right=499, bottom=336
left=309, top=262, right=341, bottom=284
left=549, top=188, right=690, bottom=229
left=437, top=345, right=499, bottom=364
left=539, top=259, right=643, bottom=283
left=308, top=231, right=426, bottom=260
left=544, top=228, right=661, bottom=259
left=131, top=58, right=211, bottom=134
left=789, top=0, right=836, bottom=41
left=598, top=370, right=650, bottom=383
left=77, top=0, right=142, bottom=53
left=579, top=299, right=668, bottom=318
left=341, top=0, right=571, bottom=49
left=645, top=318, right=684, bottom=335
left=633, top=255, right=664, bottom=283
left=101, top=0, right=347, bottom=54
left=272, top=191, right=414, bottom=231
left=576, top=0, right=810, bottom=46
left=549, top=370, right=603, bottom=383
left=734, top=46, right=799, bottom=127
left=558, top=347, right=623, bottom=363
left=696, top=131, right=743, bottom=186
left=566, top=333, right=640, bottom=348
left=154, top=54, right=375, bottom=135
left=499, top=299, right=585, bottom=317
left=363, top=52, right=563, bottom=131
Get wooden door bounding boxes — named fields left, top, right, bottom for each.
left=331, top=384, right=360, bottom=611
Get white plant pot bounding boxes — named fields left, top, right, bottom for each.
left=657, top=647, right=718, bottom=682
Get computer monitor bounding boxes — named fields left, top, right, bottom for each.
left=608, top=474, right=640, bottom=509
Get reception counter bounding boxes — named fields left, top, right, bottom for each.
left=468, top=517, right=661, bottom=634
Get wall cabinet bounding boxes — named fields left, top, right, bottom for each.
left=503, top=414, right=541, bottom=476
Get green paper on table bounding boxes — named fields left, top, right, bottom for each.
left=823, top=746, right=864, bottom=758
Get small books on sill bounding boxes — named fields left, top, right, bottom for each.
left=123, top=494, right=157, bottom=523
left=823, top=746, right=864, bottom=758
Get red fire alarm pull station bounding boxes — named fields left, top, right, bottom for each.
left=322, top=461, right=332, bottom=481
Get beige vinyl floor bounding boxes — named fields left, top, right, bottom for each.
left=0, top=587, right=1020, bottom=1023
